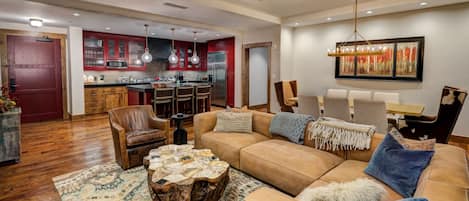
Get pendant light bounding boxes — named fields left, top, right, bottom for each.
left=190, top=31, right=200, bottom=65
left=168, top=28, right=178, bottom=64
left=327, top=0, right=385, bottom=57
left=141, top=24, right=153, bottom=63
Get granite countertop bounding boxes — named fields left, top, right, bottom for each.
left=127, top=83, right=211, bottom=93
left=84, top=82, right=151, bottom=88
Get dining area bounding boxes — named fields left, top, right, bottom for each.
left=275, top=81, right=467, bottom=144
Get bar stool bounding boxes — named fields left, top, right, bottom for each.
left=195, top=85, right=211, bottom=114
left=175, top=86, right=195, bottom=115
left=153, top=88, right=174, bottom=118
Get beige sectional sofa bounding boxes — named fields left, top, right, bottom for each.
left=194, top=110, right=469, bottom=201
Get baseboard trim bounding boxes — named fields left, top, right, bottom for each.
left=450, top=135, right=469, bottom=144
left=68, top=113, right=86, bottom=121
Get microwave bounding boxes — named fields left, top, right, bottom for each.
left=106, top=60, right=128, bottom=69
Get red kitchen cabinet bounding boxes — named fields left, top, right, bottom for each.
left=168, top=40, right=207, bottom=71
left=83, top=31, right=146, bottom=71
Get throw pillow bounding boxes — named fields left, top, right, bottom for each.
left=365, top=134, right=434, bottom=198
left=295, top=178, right=386, bottom=201
left=389, top=128, right=436, bottom=151
left=213, top=111, right=253, bottom=133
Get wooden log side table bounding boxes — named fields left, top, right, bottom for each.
left=143, top=145, right=230, bottom=201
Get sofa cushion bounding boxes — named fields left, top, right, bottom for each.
left=240, top=139, right=344, bottom=195
left=126, top=129, right=166, bottom=147
left=414, top=180, right=468, bottom=201
left=316, top=160, right=403, bottom=201
left=200, top=132, right=269, bottom=169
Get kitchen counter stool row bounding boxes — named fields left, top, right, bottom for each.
left=153, top=85, right=211, bottom=118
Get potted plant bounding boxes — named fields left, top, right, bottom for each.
left=0, top=86, right=21, bottom=164
left=0, top=87, right=16, bottom=113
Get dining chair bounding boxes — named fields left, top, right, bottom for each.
left=353, top=100, right=388, bottom=133
left=349, top=90, right=372, bottom=101
left=373, top=92, right=400, bottom=104
left=323, top=97, right=351, bottom=121
left=326, top=89, right=348, bottom=99
left=297, top=95, right=320, bottom=118
left=399, top=86, right=467, bottom=143
left=274, top=81, right=296, bottom=112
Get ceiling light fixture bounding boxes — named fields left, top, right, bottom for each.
left=105, top=27, right=111, bottom=30
left=73, top=13, right=80, bottom=17
left=327, top=17, right=332, bottom=21
left=216, top=33, right=220, bottom=37
left=327, top=0, right=385, bottom=57
left=366, top=10, right=373, bottom=14
left=294, top=22, right=299, bottom=26
left=419, top=2, right=428, bottom=6
left=168, top=28, right=178, bottom=64
left=141, top=24, right=152, bottom=63
left=29, top=18, right=43, bottom=27
left=190, top=31, right=200, bottom=66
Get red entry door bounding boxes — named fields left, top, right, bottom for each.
left=7, top=35, right=63, bottom=122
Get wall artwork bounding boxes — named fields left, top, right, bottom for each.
left=335, top=37, right=424, bottom=81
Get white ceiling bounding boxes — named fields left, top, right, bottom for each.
left=0, top=0, right=233, bottom=42
left=221, top=0, right=373, bottom=17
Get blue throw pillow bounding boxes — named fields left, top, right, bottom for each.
left=364, top=134, right=434, bottom=198
left=398, top=198, right=428, bottom=201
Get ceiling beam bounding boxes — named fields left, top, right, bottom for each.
left=28, top=0, right=242, bottom=35
left=190, top=0, right=281, bottom=24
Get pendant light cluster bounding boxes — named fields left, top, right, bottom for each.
left=167, top=29, right=200, bottom=66
left=327, top=0, right=386, bottom=57
left=141, top=24, right=152, bottom=63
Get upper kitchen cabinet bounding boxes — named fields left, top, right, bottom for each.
left=148, top=38, right=171, bottom=61
left=168, top=40, right=207, bottom=71
left=83, top=31, right=146, bottom=71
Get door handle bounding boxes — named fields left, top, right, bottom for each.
left=9, top=79, right=17, bottom=93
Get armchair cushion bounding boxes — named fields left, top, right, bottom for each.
left=126, top=129, right=166, bottom=147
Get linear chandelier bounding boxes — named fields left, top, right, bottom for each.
left=327, top=0, right=386, bottom=57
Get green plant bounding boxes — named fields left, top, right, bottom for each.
left=0, top=87, right=16, bottom=113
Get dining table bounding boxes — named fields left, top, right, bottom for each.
left=288, top=96, right=425, bottom=117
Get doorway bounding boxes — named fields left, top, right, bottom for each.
left=6, top=35, right=64, bottom=122
left=242, top=42, right=271, bottom=112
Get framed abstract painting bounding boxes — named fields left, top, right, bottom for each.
left=335, top=37, right=424, bottom=81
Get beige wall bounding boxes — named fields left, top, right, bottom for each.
left=286, top=3, right=469, bottom=136
left=242, top=25, right=281, bottom=113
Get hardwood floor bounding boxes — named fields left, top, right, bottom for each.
left=0, top=109, right=467, bottom=201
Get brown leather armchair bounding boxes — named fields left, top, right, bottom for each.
left=109, top=105, right=170, bottom=169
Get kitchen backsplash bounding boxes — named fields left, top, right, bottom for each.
left=84, top=61, right=207, bottom=82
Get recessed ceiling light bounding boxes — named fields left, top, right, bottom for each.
left=29, top=18, right=43, bottom=27
left=419, top=2, right=428, bottom=6
left=151, top=32, right=156, bottom=35
left=366, top=10, right=373, bottom=14
left=327, top=17, right=332, bottom=21
left=72, top=13, right=80, bottom=17
left=215, top=33, right=220, bottom=37
left=105, top=27, right=111, bottom=30
left=294, top=22, right=299, bottom=26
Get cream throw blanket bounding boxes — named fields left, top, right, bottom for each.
left=308, top=118, right=376, bottom=151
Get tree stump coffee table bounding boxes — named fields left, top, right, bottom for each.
left=143, top=144, right=230, bottom=201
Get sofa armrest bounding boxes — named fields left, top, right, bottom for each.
left=194, top=111, right=218, bottom=149
left=149, top=117, right=170, bottom=144
left=245, top=188, right=296, bottom=201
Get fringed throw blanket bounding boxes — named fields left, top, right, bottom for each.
left=308, top=118, right=376, bottom=151
left=270, top=112, right=314, bottom=144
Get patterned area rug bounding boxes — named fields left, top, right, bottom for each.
left=53, top=162, right=269, bottom=201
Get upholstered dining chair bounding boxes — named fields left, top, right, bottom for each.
left=326, top=89, right=348, bottom=99
left=323, top=97, right=351, bottom=121
left=274, top=81, right=296, bottom=112
left=349, top=90, right=372, bottom=101
left=353, top=100, right=388, bottom=133
left=109, top=105, right=170, bottom=169
left=297, top=95, right=321, bottom=118
left=399, top=86, right=467, bottom=143
left=373, top=92, right=400, bottom=104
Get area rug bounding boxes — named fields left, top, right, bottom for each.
left=53, top=162, right=269, bottom=201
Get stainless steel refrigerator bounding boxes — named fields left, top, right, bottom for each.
left=207, top=51, right=227, bottom=107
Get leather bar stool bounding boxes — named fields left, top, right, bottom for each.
left=153, top=88, right=175, bottom=118
left=175, top=86, right=195, bottom=115
left=195, top=85, right=211, bottom=114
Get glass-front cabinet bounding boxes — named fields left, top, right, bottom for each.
left=83, top=31, right=146, bottom=71
left=168, top=41, right=207, bottom=71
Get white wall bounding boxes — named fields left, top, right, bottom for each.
left=249, top=47, right=268, bottom=106
left=243, top=25, right=281, bottom=112
left=288, top=3, right=469, bottom=136
left=67, top=26, right=85, bottom=115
